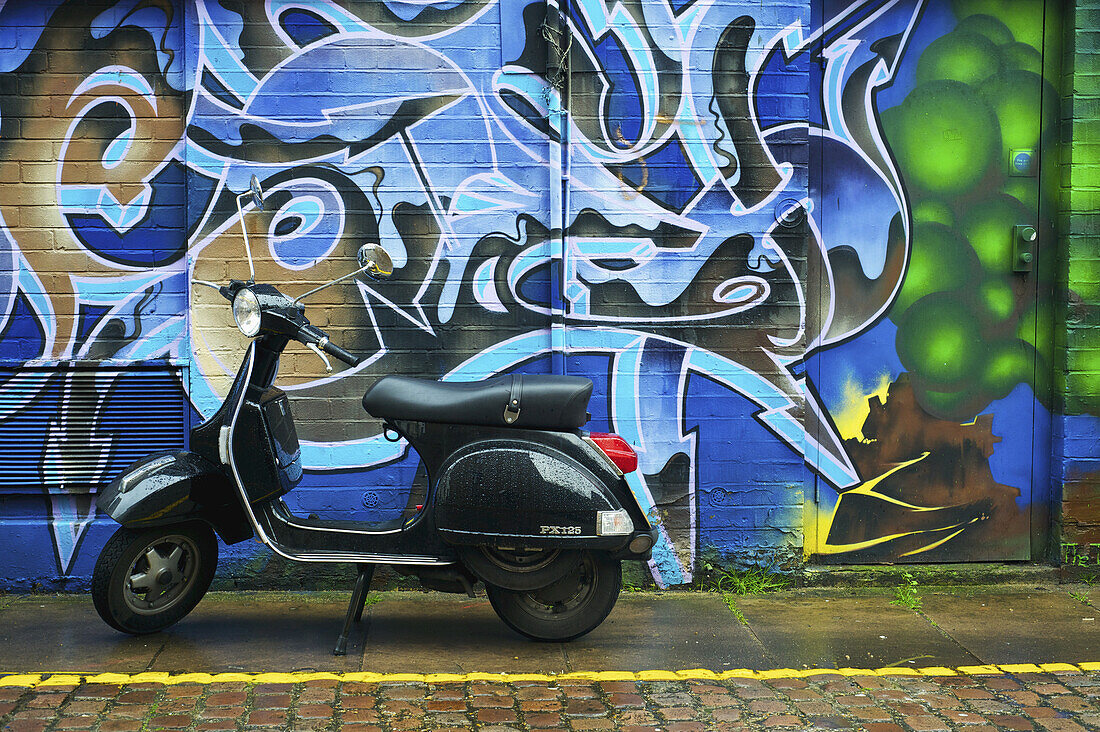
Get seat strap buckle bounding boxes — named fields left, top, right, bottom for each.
left=504, top=375, right=522, bottom=424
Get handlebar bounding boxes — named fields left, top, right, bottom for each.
left=197, top=278, right=364, bottom=369
left=300, top=324, right=362, bottom=367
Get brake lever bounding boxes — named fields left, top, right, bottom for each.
left=306, top=342, right=333, bottom=373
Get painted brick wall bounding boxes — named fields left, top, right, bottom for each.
left=0, top=0, right=1085, bottom=592
left=1057, top=0, right=1100, bottom=565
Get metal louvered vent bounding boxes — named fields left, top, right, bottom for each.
left=0, top=365, right=187, bottom=494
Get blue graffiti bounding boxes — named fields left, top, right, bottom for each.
left=0, top=0, right=934, bottom=587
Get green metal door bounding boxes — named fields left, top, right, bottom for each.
left=805, top=0, right=1059, bottom=562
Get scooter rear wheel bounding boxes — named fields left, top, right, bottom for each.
left=92, top=522, right=218, bottom=635
left=485, top=551, right=621, bottom=641
left=458, top=545, right=581, bottom=591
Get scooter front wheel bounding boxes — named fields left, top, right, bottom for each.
left=92, top=522, right=218, bottom=635
left=485, top=551, right=621, bottom=642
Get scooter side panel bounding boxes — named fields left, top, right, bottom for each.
left=97, top=451, right=253, bottom=543
left=433, top=439, right=627, bottom=548
left=391, top=420, right=654, bottom=553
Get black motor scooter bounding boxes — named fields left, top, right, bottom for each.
left=92, top=176, right=657, bottom=652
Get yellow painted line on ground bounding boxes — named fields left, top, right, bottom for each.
left=0, top=664, right=1096, bottom=687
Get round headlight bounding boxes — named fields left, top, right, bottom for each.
left=232, top=288, right=262, bottom=337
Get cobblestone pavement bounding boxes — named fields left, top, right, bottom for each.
left=2, top=666, right=1100, bottom=732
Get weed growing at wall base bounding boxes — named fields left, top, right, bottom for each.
left=722, top=592, right=748, bottom=625
left=703, top=560, right=790, bottom=625
left=707, top=565, right=791, bottom=595
left=891, top=571, right=923, bottom=612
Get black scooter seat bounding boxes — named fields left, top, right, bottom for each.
left=362, top=374, right=593, bottom=430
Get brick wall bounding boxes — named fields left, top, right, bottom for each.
left=0, top=0, right=1087, bottom=590
left=1057, top=0, right=1100, bottom=565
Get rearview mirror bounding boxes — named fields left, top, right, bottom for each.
left=249, top=174, right=264, bottom=210
left=357, top=244, right=393, bottom=280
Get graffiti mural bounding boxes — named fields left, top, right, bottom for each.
left=808, top=0, right=1062, bottom=561
left=0, top=0, right=1082, bottom=590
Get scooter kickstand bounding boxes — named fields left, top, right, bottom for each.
left=334, top=563, right=375, bottom=656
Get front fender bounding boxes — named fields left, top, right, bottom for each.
left=97, top=451, right=252, bottom=544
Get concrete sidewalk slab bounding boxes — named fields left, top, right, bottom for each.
left=735, top=590, right=982, bottom=670
left=563, top=592, right=762, bottom=671
left=5, top=585, right=1100, bottom=732
left=148, top=593, right=365, bottom=673
left=350, top=593, right=752, bottom=674
left=919, top=589, right=1100, bottom=664
left=0, top=592, right=750, bottom=675
left=359, top=595, right=570, bottom=674
left=3, top=586, right=1100, bottom=678
left=0, top=595, right=161, bottom=674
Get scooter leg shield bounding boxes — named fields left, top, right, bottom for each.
left=98, top=451, right=252, bottom=544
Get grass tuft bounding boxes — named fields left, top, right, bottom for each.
left=890, top=571, right=922, bottom=612
left=721, top=592, right=748, bottom=625
left=708, top=565, right=790, bottom=596
left=703, top=562, right=789, bottom=624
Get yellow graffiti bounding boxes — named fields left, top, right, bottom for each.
left=899, top=526, right=968, bottom=558
left=814, top=453, right=933, bottom=555
left=614, top=124, right=649, bottom=200
left=813, top=452, right=993, bottom=557
left=831, top=372, right=892, bottom=441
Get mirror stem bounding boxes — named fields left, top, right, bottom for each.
left=237, top=192, right=257, bottom=283
left=293, top=266, right=370, bottom=305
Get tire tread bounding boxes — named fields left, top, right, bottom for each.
left=91, top=523, right=217, bottom=635
left=486, top=551, right=621, bottom=642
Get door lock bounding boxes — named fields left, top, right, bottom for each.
left=1012, top=225, right=1037, bottom=273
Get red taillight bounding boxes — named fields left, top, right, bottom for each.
left=588, top=432, right=638, bottom=474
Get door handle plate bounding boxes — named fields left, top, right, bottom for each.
left=1012, top=224, right=1037, bottom=273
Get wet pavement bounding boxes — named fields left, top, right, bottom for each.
left=1, top=584, right=1099, bottom=730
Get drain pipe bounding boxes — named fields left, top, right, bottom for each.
left=546, top=0, right=570, bottom=375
